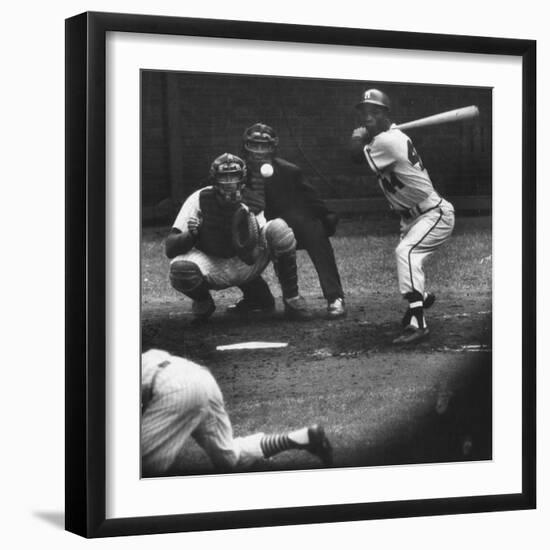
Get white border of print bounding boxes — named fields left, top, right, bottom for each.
left=105, top=31, right=522, bottom=519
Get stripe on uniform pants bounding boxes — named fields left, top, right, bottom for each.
left=407, top=209, right=443, bottom=293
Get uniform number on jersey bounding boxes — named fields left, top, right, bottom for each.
left=407, top=140, right=424, bottom=171
left=380, top=172, right=405, bottom=194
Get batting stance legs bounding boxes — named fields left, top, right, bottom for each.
left=141, top=349, right=332, bottom=475
left=169, top=218, right=309, bottom=320
left=394, top=200, right=455, bottom=340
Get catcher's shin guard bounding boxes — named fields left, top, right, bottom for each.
left=274, top=250, right=299, bottom=299
left=169, top=260, right=210, bottom=301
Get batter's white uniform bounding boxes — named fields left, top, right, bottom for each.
left=141, top=349, right=265, bottom=475
left=171, top=187, right=272, bottom=289
left=362, top=126, right=455, bottom=297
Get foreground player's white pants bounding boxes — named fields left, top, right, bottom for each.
left=141, top=350, right=264, bottom=475
left=395, top=199, right=455, bottom=297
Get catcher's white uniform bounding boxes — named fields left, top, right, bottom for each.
left=141, top=349, right=265, bottom=475
left=362, top=126, right=455, bottom=297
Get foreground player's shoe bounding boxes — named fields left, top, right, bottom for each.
left=283, top=295, right=312, bottom=321
left=304, top=424, right=333, bottom=466
left=260, top=424, right=333, bottom=466
left=393, top=324, right=430, bottom=345
left=191, top=294, right=216, bottom=320
left=327, top=297, right=346, bottom=319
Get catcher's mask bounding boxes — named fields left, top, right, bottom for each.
left=209, top=153, right=247, bottom=204
left=243, top=122, right=279, bottom=160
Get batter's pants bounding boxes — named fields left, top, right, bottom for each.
left=395, top=199, right=455, bottom=297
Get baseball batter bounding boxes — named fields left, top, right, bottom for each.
left=165, top=153, right=310, bottom=321
left=142, top=349, right=333, bottom=475
left=350, top=89, right=455, bottom=344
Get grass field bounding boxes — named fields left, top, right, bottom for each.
left=142, top=215, right=492, bottom=305
left=141, top=215, right=492, bottom=476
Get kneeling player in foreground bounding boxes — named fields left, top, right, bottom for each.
left=350, top=89, right=455, bottom=344
left=141, top=349, right=333, bottom=475
left=165, top=153, right=310, bottom=321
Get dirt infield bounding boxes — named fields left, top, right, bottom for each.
left=142, top=292, right=492, bottom=476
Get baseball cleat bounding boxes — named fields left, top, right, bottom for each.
left=393, top=325, right=430, bottom=345
left=191, top=294, right=216, bottom=320
left=327, top=297, right=346, bottom=319
left=424, top=292, right=436, bottom=309
left=227, top=297, right=275, bottom=316
left=283, top=295, right=312, bottom=321
left=305, top=424, right=333, bottom=466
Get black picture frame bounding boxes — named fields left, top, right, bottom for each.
left=65, top=11, right=536, bottom=538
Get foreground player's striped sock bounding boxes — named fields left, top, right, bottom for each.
left=260, top=428, right=309, bottom=458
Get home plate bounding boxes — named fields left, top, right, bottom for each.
left=216, top=342, right=288, bottom=351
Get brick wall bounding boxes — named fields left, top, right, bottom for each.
left=141, top=71, right=492, bottom=206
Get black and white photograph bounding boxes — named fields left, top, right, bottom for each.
left=60, top=9, right=537, bottom=540
left=140, top=71, right=493, bottom=478
left=2, top=0, right=546, bottom=544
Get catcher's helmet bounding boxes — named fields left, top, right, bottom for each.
left=209, top=153, right=247, bottom=203
left=243, top=122, right=279, bottom=155
left=355, top=89, right=391, bottom=111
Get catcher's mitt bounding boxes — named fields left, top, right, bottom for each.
left=231, top=205, right=261, bottom=265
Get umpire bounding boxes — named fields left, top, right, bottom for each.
left=233, top=122, right=346, bottom=319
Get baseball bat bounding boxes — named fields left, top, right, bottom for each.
left=395, top=105, right=479, bottom=131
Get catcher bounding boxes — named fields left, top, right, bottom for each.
left=165, top=152, right=310, bottom=321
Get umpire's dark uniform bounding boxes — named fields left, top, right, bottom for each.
left=242, top=157, right=344, bottom=305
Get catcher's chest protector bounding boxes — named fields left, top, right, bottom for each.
left=244, top=168, right=267, bottom=213
left=197, top=189, right=238, bottom=258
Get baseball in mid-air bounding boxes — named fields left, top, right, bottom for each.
left=260, top=163, right=274, bottom=178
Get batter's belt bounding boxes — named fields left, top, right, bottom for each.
left=400, top=196, right=443, bottom=220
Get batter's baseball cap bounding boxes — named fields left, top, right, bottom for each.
left=355, top=89, right=391, bottom=111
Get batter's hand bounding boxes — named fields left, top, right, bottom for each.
left=352, top=126, right=370, bottom=142
left=187, top=213, right=202, bottom=237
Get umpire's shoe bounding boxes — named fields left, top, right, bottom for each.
left=393, top=324, right=430, bottom=345
left=283, top=295, right=312, bottom=321
left=327, top=297, right=346, bottom=319
left=305, top=425, right=333, bottom=466
left=191, top=294, right=216, bottom=321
